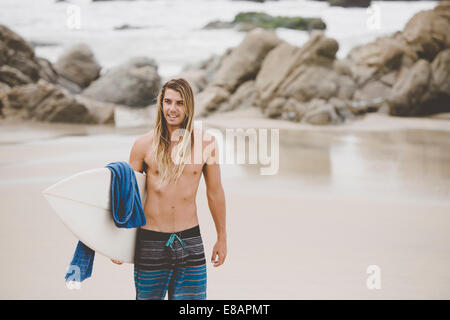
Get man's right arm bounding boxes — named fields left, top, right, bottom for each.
left=111, top=134, right=149, bottom=265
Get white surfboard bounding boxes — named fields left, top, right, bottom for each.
left=42, top=168, right=147, bottom=263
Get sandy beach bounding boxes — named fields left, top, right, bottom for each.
left=1, top=111, right=449, bottom=299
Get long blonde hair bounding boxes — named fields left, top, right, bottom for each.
left=151, top=78, right=195, bottom=187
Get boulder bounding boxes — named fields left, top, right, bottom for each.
left=328, top=97, right=355, bottom=121
left=278, top=64, right=339, bottom=102
left=388, top=59, right=432, bottom=116
left=434, top=1, right=450, bottom=21
left=281, top=98, right=308, bottom=122
left=36, top=57, right=59, bottom=84
left=347, top=36, right=416, bottom=86
left=195, top=86, right=230, bottom=117
left=301, top=98, right=341, bottom=125
left=430, top=48, right=450, bottom=96
left=211, top=28, right=282, bottom=92
left=82, top=57, right=161, bottom=107
left=220, top=80, right=257, bottom=112
left=402, top=6, right=450, bottom=61
left=0, top=82, right=11, bottom=116
left=264, top=97, right=286, bottom=118
left=0, top=24, right=70, bottom=89
left=2, top=79, right=96, bottom=123
left=353, top=80, right=391, bottom=102
left=0, top=65, right=33, bottom=86
left=255, top=31, right=338, bottom=108
left=336, top=74, right=356, bottom=100
left=54, top=43, right=101, bottom=88
left=389, top=47, right=450, bottom=116
left=74, top=95, right=115, bottom=124
left=0, top=25, right=41, bottom=82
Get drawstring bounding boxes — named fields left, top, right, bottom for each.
left=165, top=233, right=186, bottom=249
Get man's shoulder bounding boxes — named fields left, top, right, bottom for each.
left=135, top=129, right=154, bottom=144
left=132, top=130, right=154, bottom=155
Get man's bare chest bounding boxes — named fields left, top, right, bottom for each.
left=143, top=151, right=205, bottom=178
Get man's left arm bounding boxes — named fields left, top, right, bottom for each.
left=203, top=135, right=227, bottom=268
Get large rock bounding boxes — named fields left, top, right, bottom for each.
left=402, top=5, right=450, bottom=61
left=0, top=24, right=63, bottom=89
left=82, top=57, right=161, bottom=107
left=211, top=28, right=282, bottom=92
left=255, top=31, right=338, bottom=108
left=195, top=86, right=230, bottom=117
left=389, top=47, right=450, bottom=116
left=54, top=43, right=101, bottom=88
left=220, top=80, right=257, bottom=112
left=335, top=74, right=356, bottom=100
left=0, top=82, right=11, bottom=116
left=173, top=69, right=208, bottom=94
left=264, top=97, right=286, bottom=118
left=281, top=98, right=308, bottom=122
left=434, top=1, right=450, bottom=21
left=353, top=80, right=391, bottom=102
left=36, top=57, right=59, bottom=84
left=0, top=65, right=33, bottom=86
left=328, top=97, right=355, bottom=121
left=0, top=25, right=41, bottom=82
left=347, top=35, right=416, bottom=86
left=2, top=79, right=96, bottom=123
left=388, top=59, right=431, bottom=116
left=74, top=95, right=115, bottom=124
left=430, top=48, right=450, bottom=96
left=278, top=64, right=339, bottom=102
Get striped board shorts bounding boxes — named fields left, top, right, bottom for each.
left=133, top=225, right=207, bottom=300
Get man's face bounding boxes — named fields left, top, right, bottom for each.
left=162, top=88, right=186, bottom=127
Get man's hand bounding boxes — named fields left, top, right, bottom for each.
left=211, top=239, right=227, bottom=268
left=111, top=259, right=123, bottom=265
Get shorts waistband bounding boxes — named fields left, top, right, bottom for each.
left=138, top=225, right=201, bottom=241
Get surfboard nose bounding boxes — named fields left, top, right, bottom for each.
left=41, top=168, right=113, bottom=209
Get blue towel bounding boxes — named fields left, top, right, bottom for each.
left=65, top=161, right=147, bottom=283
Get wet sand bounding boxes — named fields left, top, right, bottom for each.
left=0, top=112, right=449, bottom=299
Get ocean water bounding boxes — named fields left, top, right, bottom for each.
left=0, top=0, right=438, bottom=79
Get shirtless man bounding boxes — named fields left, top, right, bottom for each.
left=112, top=78, right=227, bottom=300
